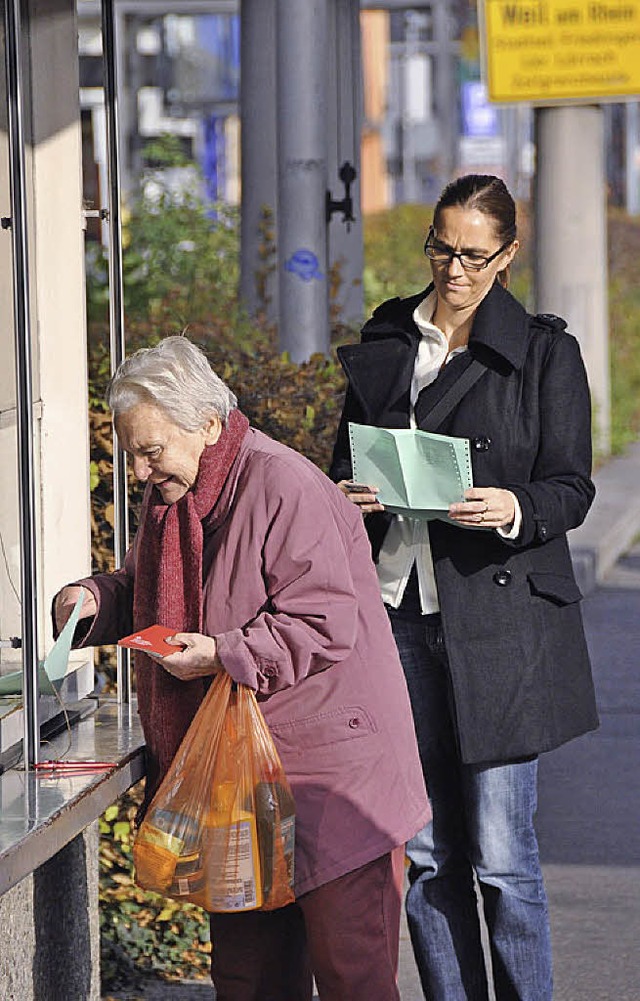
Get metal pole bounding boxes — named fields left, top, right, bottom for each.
left=326, top=0, right=364, bottom=325
left=239, top=0, right=278, bottom=321
left=4, top=0, right=40, bottom=768
left=433, top=0, right=456, bottom=191
left=276, top=0, right=330, bottom=362
left=102, top=0, right=131, bottom=702
left=401, top=10, right=419, bottom=203
left=626, top=101, right=639, bottom=217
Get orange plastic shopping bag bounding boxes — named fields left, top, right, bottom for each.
left=133, top=672, right=296, bottom=912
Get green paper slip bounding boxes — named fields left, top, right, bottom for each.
left=348, top=422, right=473, bottom=522
left=0, top=592, right=85, bottom=698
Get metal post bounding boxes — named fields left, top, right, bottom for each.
left=276, top=0, right=330, bottom=362
left=433, top=0, right=456, bottom=191
left=102, top=0, right=131, bottom=702
left=4, top=0, right=40, bottom=768
left=240, top=0, right=278, bottom=321
left=534, top=105, right=610, bottom=456
left=626, top=101, right=639, bottom=216
left=326, top=0, right=364, bottom=324
left=401, top=10, right=419, bottom=203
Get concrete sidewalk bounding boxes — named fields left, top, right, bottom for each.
left=569, top=439, right=640, bottom=594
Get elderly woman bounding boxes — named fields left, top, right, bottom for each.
left=330, top=175, right=598, bottom=1000
left=53, top=336, right=429, bottom=1001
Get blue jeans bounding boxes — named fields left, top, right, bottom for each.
left=389, top=609, right=552, bottom=1001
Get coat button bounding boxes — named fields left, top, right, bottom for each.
left=539, top=524, right=548, bottom=540
left=493, top=569, right=512, bottom=587
left=472, top=436, right=492, bottom=452
left=263, top=665, right=277, bottom=678
left=348, top=717, right=361, bottom=729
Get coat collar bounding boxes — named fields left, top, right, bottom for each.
left=358, top=280, right=530, bottom=372
left=337, top=281, right=530, bottom=423
left=468, top=280, right=530, bottom=370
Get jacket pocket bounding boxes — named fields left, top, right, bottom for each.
left=527, top=572, right=582, bottom=605
left=269, top=705, right=378, bottom=752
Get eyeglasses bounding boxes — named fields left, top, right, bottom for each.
left=423, top=227, right=512, bottom=272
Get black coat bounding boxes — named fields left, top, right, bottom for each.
left=330, top=280, right=599, bottom=764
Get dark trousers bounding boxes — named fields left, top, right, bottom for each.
left=209, top=848, right=403, bottom=1001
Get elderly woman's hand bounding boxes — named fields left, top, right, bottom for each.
left=449, top=487, right=516, bottom=531
left=156, top=632, right=223, bottom=681
left=54, top=585, right=97, bottom=632
left=337, top=480, right=385, bottom=514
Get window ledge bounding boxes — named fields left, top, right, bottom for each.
left=0, top=698, right=145, bottom=896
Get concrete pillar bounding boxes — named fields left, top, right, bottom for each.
left=33, top=825, right=101, bottom=1001
left=276, top=0, right=330, bottom=362
left=0, top=825, right=100, bottom=1001
left=534, top=106, right=610, bottom=456
left=239, top=0, right=278, bottom=321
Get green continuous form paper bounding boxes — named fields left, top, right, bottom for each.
left=348, top=422, right=473, bottom=522
left=0, top=591, right=85, bottom=697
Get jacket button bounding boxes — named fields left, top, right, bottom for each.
left=473, top=436, right=492, bottom=452
left=348, top=717, right=361, bottom=729
left=263, top=665, right=277, bottom=678
left=539, top=524, right=548, bottom=540
left=493, top=569, right=512, bottom=587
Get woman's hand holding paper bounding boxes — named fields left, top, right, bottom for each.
left=156, top=632, right=223, bottom=680
left=338, top=480, right=385, bottom=514
left=449, top=487, right=516, bottom=530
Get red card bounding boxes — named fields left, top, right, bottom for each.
left=117, top=624, right=184, bottom=658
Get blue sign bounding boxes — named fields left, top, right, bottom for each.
left=461, top=82, right=499, bottom=139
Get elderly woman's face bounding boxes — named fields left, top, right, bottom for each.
left=115, top=403, right=221, bottom=504
left=430, top=205, right=518, bottom=313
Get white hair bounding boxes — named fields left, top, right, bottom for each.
left=107, top=336, right=237, bottom=430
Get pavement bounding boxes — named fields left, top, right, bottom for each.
left=102, top=441, right=640, bottom=1001
left=568, top=438, right=640, bottom=596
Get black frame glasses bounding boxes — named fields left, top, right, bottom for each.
left=423, top=227, right=512, bottom=271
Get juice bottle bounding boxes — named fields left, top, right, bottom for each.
left=134, top=807, right=199, bottom=893
left=200, top=780, right=263, bottom=912
left=255, top=780, right=296, bottom=907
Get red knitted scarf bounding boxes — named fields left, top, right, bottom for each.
left=133, top=408, right=249, bottom=804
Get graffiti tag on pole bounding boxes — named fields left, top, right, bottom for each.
left=284, top=249, right=324, bottom=282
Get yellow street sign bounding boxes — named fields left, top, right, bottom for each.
left=480, top=0, right=640, bottom=103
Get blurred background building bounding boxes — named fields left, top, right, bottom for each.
left=76, top=1, right=640, bottom=220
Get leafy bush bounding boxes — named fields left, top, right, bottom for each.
left=99, top=784, right=212, bottom=990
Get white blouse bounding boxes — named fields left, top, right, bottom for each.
left=376, top=291, right=521, bottom=613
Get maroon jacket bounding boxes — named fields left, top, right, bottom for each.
left=74, top=429, right=429, bottom=896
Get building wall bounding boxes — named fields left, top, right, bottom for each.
left=0, top=0, right=92, bottom=675
left=360, top=10, right=390, bottom=214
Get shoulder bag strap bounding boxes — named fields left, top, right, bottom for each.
left=417, top=358, right=488, bottom=433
